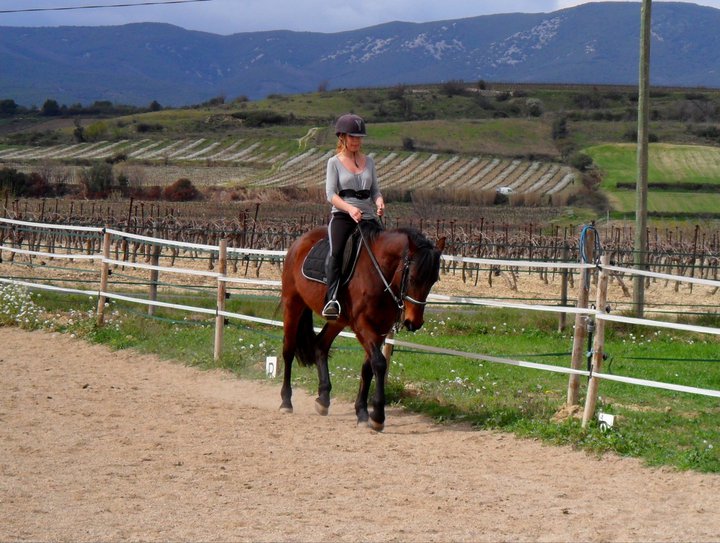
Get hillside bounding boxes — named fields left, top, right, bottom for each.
left=2, top=2, right=720, bottom=106
left=3, top=82, right=720, bottom=221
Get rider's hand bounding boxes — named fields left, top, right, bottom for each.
left=349, top=206, right=362, bottom=222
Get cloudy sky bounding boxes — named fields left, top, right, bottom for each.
left=1, top=0, right=719, bottom=34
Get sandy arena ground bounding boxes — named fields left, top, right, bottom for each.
left=2, top=327, right=720, bottom=542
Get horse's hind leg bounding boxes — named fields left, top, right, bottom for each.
left=314, top=324, right=342, bottom=416
left=280, top=350, right=294, bottom=414
left=280, top=343, right=295, bottom=414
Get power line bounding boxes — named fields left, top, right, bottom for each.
left=0, top=0, right=213, bottom=14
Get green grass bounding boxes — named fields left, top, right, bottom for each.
left=586, top=142, right=720, bottom=215
left=9, top=287, right=719, bottom=473
left=369, top=118, right=556, bottom=156
left=587, top=143, right=720, bottom=188
left=608, top=191, right=720, bottom=215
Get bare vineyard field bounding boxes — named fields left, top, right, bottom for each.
left=4, top=199, right=720, bottom=317
left=0, top=137, right=577, bottom=196
left=2, top=220, right=720, bottom=318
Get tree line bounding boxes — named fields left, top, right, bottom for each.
left=0, top=98, right=163, bottom=118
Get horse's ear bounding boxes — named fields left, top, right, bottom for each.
left=435, top=236, right=446, bottom=253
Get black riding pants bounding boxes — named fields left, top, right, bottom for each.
left=327, top=211, right=357, bottom=261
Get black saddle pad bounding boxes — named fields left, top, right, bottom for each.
left=302, top=230, right=362, bottom=285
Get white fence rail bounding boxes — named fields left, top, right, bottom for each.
left=2, top=217, right=720, bottom=416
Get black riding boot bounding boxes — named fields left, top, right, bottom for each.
left=322, top=253, right=341, bottom=319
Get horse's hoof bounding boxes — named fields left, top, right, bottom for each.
left=368, top=419, right=384, bottom=432
left=314, top=399, right=329, bottom=416
left=279, top=405, right=293, bottom=414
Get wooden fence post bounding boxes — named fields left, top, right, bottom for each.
left=382, top=330, right=395, bottom=365
left=558, top=243, right=569, bottom=333
left=567, top=226, right=595, bottom=405
left=96, top=226, right=111, bottom=326
left=148, top=223, right=161, bottom=316
left=582, top=254, right=611, bottom=428
left=214, top=238, right=228, bottom=362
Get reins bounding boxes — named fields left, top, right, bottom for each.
left=356, top=225, right=427, bottom=310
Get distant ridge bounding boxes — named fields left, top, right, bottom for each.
left=1, top=2, right=719, bottom=106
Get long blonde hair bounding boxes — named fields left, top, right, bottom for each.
left=335, top=134, right=363, bottom=168
left=335, top=134, right=347, bottom=155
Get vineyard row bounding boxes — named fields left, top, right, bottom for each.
left=3, top=209, right=720, bottom=294
left=0, top=138, right=576, bottom=194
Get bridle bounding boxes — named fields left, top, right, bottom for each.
left=357, top=225, right=429, bottom=311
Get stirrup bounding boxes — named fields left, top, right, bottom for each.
left=322, top=300, right=341, bottom=319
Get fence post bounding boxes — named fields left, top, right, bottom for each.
left=214, top=238, right=228, bottom=362
left=582, top=254, right=611, bottom=428
left=557, top=243, right=569, bottom=333
left=96, top=226, right=111, bottom=327
left=148, top=223, right=161, bottom=316
left=567, top=226, right=595, bottom=405
left=382, top=330, right=395, bottom=365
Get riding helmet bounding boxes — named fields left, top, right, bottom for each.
left=334, top=113, right=366, bottom=137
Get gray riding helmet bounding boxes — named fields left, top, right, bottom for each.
left=335, top=113, right=367, bottom=137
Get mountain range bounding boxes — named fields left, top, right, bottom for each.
left=2, top=1, right=720, bottom=107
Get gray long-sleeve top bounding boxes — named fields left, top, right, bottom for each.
left=325, top=154, right=381, bottom=220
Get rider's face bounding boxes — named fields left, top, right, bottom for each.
left=345, top=135, right=363, bottom=152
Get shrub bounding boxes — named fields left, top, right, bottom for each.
left=163, top=178, right=200, bottom=202
left=231, top=110, right=288, bottom=127
left=145, top=186, right=163, bottom=200
left=0, top=98, right=19, bottom=117
left=568, top=189, right=610, bottom=213
left=441, top=80, right=468, bottom=97
left=552, top=116, right=569, bottom=140
left=80, top=162, right=114, bottom=198
left=402, top=137, right=416, bottom=151
left=25, top=172, right=51, bottom=197
left=694, top=125, right=720, bottom=141
left=0, top=167, right=28, bottom=195
left=569, top=152, right=593, bottom=172
left=73, top=119, right=85, bottom=142
left=84, top=121, right=108, bottom=141
left=526, top=98, right=543, bottom=117
left=136, top=122, right=164, bottom=133
left=40, top=99, right=60, bottom=116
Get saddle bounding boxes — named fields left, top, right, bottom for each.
left=302, top=229, right=362, bottom=285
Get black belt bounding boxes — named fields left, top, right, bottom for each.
left=339, top=189, right=371, bottom=200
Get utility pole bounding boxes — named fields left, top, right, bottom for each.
left=634, top=0, right=652, bottom=318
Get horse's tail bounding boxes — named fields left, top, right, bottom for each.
left=294, top=307, right=318, bottom=367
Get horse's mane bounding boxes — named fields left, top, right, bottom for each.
left=394, top=227, right=434, bottom=251
left=357, top=220, right=384, bottom=242
left=390, top=226, right=441, bottom=286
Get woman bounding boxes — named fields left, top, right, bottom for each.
left=322, top=113, right=385, bottom=319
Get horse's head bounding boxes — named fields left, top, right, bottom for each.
left=400, top=232, right=446, bottom=332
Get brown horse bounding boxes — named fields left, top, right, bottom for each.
left=280, top=223, right=445, bottom=431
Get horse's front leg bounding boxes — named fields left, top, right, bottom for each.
left=314, top=350, right=331, bottom=416
left=368, top=343, right=387, bottom=432
left=354, top=356, right=373, bottom=424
